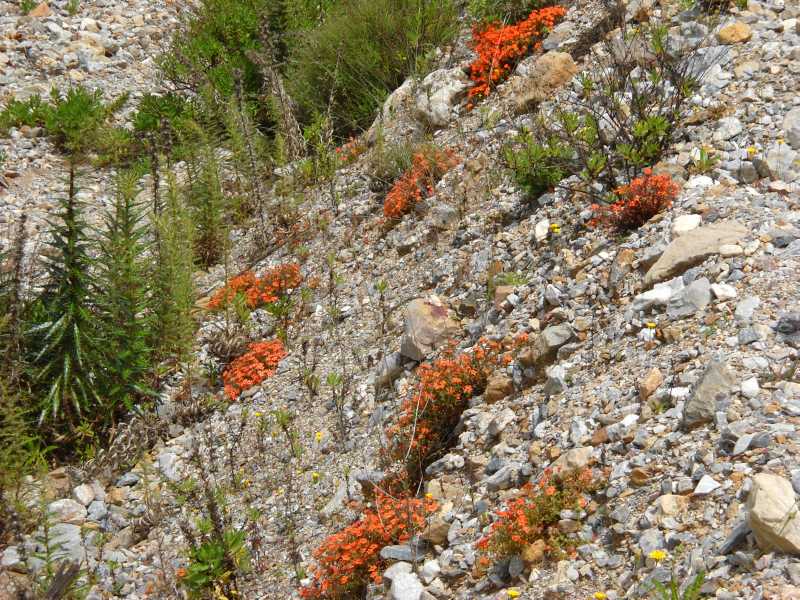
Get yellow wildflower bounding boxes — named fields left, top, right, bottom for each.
left=312, top=472, right=320, bottom=483
left=315, top=431, right=323, bottom=443
left=549, top=223, right=561, bottom=234
left=593, top=593, right=608, bottom=600
left=747, top=146, right=757, bottom=156
left=648, top=549, right=668, bottom=562
left=507, top=590, right=521, bottom=598
left=646, top=322, right=657, bottom=329
left=254, top=411, right=263, bottom=418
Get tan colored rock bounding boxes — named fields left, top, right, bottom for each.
left=644, top=221, right=748, bottom=286
left=553, top=447, right=593, bottom=472
left=28, top=2, right=51, bottom=17
left=399, top=297, right=459, bottom=361
left=424, top=479, right=464, bottom=503
left=718, top=22, right=752, bottom=44
left=747, top=473, right=800, bottom=554
left=511, top=52, right=579, bottom=113
left=422, top=514, right=450, bottom=546
left=607, top=248, right=636, bottom=295
left=655, top=494, right=690, bottom=517
left=493, top=285, right=514, bottom=310
left=485, top=373, right=514, bottom=403
left=522, top=539, right=547, bottom=565
left=639, top=367, right=664, bottom=401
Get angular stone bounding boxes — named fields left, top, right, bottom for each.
left=672, top=214, right=702, bottom=236
left=485, top=372, right=513, bottom=403
left=667, top=277, right=711, bottom=320
left=607, top=248, right=636, bottom=295
left=47, top=499, right=87, bottom=525
left=639, top=367, right=664, bottom=401
left=400, top=297, right=459, bottom=361
left=683, top=359, right=736, bottom=429
left=645, top=221, right=748, bottom=286
left=415, top=68, right=470, bottom=129
left=747, top=473, right=800, bottom=554
left=553, top=447, right=593, bottom=472
left=785, top=107, right=800, bottom=150
left=73, top=484, right=95, bottom=507
left=28, top=2, right=52, bottom=17
left=512, top=52, right=578, bottom=113
left=390, top=572, right=424, bottom=600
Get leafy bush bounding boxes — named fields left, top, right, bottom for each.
left=383, top=148, right=458, bottom=220
left=505, top=16, right=709, bottom=200
left=476, top=467, right=598, bottom=561
left=468, top=0, right=555, bottom=23
left=181, top=529, right=251, bottom=597
left=300, top=494, right=438, bottom=599
left=466, top=6, right=566, bottom=105
left=590, top=168, right=679, bottom=231
left=287, top=0, right=459, bottom=136
left=222, top=339, right=287, bottom=400
left=207, top=264, right=302, bottom=310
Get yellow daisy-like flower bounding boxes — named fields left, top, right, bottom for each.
left=646, top=322, right=657, bottom=329
left=747, top=146, right=757, bottom=156
left=593, top=593, right=608, bottom=600
left=425, top=492, right=434, bottom=500
left=507, top=590, right=521, bottom=599
left=315, top=431, right=323, bottom=443
left=312, top=472, right=320, bottom=483
left=549, top=223, right=561, bottom=234
left=648, top=549, right=668, bottom=562
left=777, top=138, right=785, bottom=146
left=254, top=411, right=263, bottom=418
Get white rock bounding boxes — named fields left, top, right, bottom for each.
left=73, top=483, right=95, bottom=506
left=414, top=68, right=470, bottom=129
left=672, top=214, right=702, bottom=236
left=47, top=498, right=87, bottom=525
left=719, top=243, right=743, bottom=257
left=741, top=377, right=760, bottom=398
left=711, top=283, right=738, bottom=301
left=535, top=218, right=551, bottom=242
left=391, top=572, right=424, bottom=600
left=420, top=559, right=441, bottom=584
left=685, top=175, right=714, bottom=189
left=693, top=475, right=721, bottom=495
left=747, top=473, right=800, bottom=554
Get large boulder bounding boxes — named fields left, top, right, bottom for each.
left=400, top=297, right=459, bottom=361
left=415, top=67, right=470, bottom=129
left=682, top=359, right=736, bottom=429
left=507, top=51, right=578, bottom=114
left=644, top=221, right=748, bottom=286
left=747, top=473, right=800, bottom=554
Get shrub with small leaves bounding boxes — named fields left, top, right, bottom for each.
left=383, top=148, right=458, bottom=220
left=590, top=169, right=679, bottom=231
left=476, top=467, right=599, bottom=561
left=299, top=494, right=438, bottom=599
left=222, top=340, right=287, bottom=400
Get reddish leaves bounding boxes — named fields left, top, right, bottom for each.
left=590, top=169, right=679, bottom=231
left=207, top=264, right=302, bottom=310
left=383, top=149, right=458, bottom=221
left=222, top=340, right=287, bottom=400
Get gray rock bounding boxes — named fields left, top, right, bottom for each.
left=784, top=107, right=800, bottom=149
left=715, top=117, right=743, bottom=141
left=381, top=544, right=425, bottom=562
left=734, top=296, right=761, bottom=323
left=485, top=463, right=522, bottom=491
left=47, top=499, right=87, bottom=525
left=667, top=277, right=711, bottom=320
left=764, top=142, right=798, bottom=182
left=683, top=360, right=736, bottom=429
left=639, top=529, right=665, bottom=554
left=115, top=472, right=140, bottom=487
left=645, top=221, right=748, bottom=286
left=414, top=68, right=470, bottom=129
left=384, top=562, right=413, bottom=584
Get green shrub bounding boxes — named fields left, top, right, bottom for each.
left=505, top=16, right=706, bottom=201
left=0, top=94, right=46, bottom=133
left=182, top=529, right=250, bottom=597
left=287, top=0, right=458, bottom=137
left=468, top=0, right=553, bottom=23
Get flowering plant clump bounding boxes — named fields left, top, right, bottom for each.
left=207, top=263, right=302, bottom=310
left=222, top=340, right=287, bottom=400
left=590, top=169, right=679, bottom=231
left=476, top=467, right=597, bottom=561
left=384, top=338, right=514, bottom=490
left=467, top=6, right=567, bottom=105
left=299, top=494, right=438, bottom=599
left=335, top=135, right=366, bottom=165
left=383, top=149, right=458, bottom=220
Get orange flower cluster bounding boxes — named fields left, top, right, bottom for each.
left=590, top=168, right=679, bottom=231
left=300, top=494, right=438, bottom=599
left=335, top=136, right=366, bottom=165
left=383, top=149, right=458, bottom=220
left=207, top=264, right=302, bottom=310
left=476, top=467, right=596, bottom=560
left=385, top=338, right=513, bottom=489
left=222, top=340, right=287, bottom=400
left=467, top=6, right=567, bottom=104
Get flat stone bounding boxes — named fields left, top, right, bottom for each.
left=683, top=359, right=736, bottom=429
left=639, top=367, right=664, bottom=401
left=400, top=297, right=459, bottom=362
left=718, top=22, right=752, bottom=44
left=47, top=499, right=87, bottom=525
left=694, top=475, right=721, bottom=495
left=711, top=283, right=738, bottom=301
left=672, top=214, right=702, bottom=236
left=747, top=473, right=800, bottom=554
left=391, top=572, right=424, bottom=600
left=667, top=277, right=711, bottom=320
left=645, top=221, right=748, bottom=286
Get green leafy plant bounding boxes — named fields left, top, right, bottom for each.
left=182, top=529, right=251, bottom=597
left=287, top=0, right=459, bottom=136
left=19, top=0, right=37, bottom=14
left=67, top=0, right=79, bottom=15
left=689, top=146, right=718, bottom=174
left=646, top=551, right=707, bottom=600
left=504, top=133, right=572, bottom=199
left=468, top=0, right=554, bottom=23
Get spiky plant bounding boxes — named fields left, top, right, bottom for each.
left=94, top=168, right=153, bottom=414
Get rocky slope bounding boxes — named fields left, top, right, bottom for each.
left=2, top=0, right=800, bottom=599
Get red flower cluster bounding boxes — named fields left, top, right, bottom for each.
left=476, top=467, right=596, bottom=560
left=383, top=149, right=458, bottom=220
left=207, top=264, right=302, bottom=310
left=222, top=340, right=287, bottom=400
left=467, top=6, right=567, bottom=104
left=590, top=168, right=679, bottom=231
left=384, top=338, right=514, bottom=491
left=335, top=136, right=366, bottom=165
left=300, top=494, right=438, bottom=599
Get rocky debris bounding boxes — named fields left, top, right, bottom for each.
left=683, top=359, right=736, bottom=429
left=415, top=68, right=471, bottom=129
left=399, top=297, right=460, bottom=361
left=718, top=22, right=753, bottom=44
left=747, top=473, right=800, bottom=554
left=390, top=572, right=424, bottom=600
left=639, top=367, right=663, bottom=401
left=508, top=51, right=578, bottom=113
left=644, top=221, right=749, bottom=286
